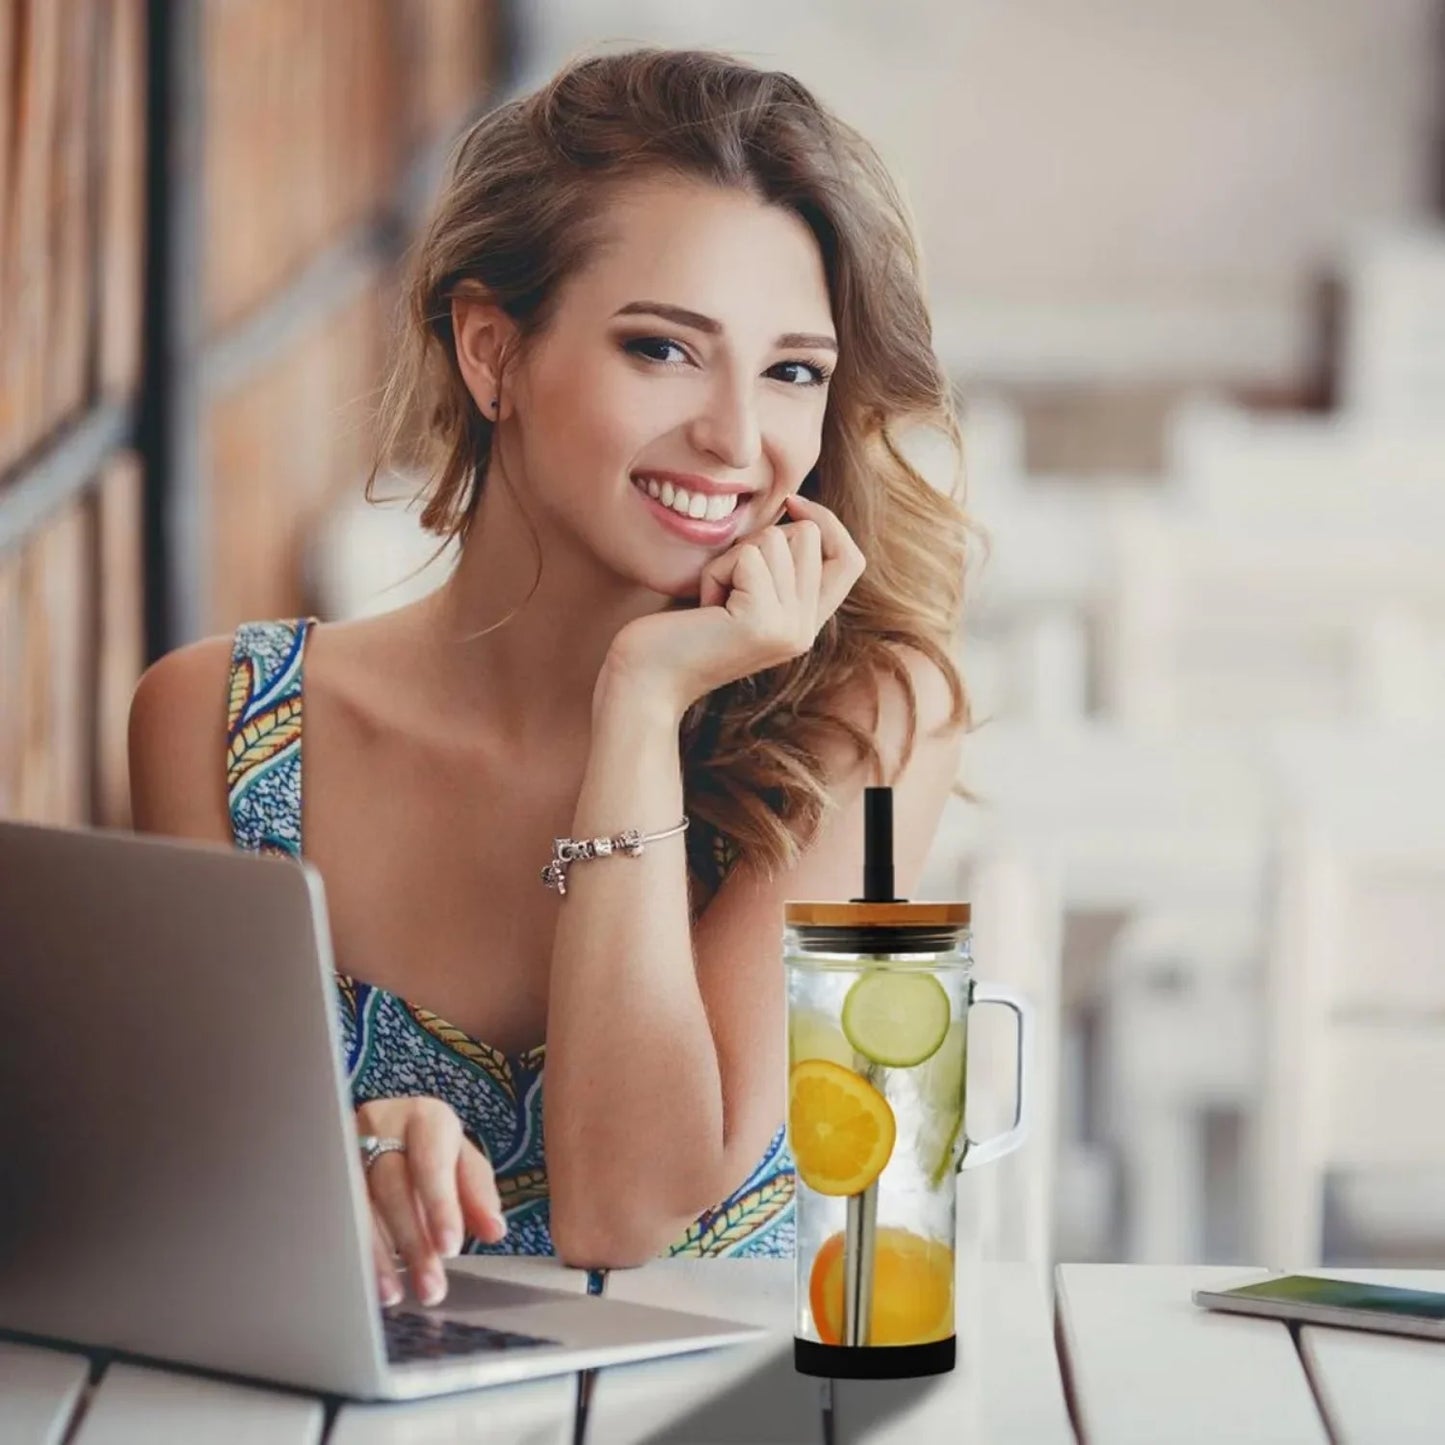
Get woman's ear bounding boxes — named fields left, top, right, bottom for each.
left=451, top=295, right=519, bottom=421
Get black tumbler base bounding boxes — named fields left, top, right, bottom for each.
left=794, top=1334, right=956, bottom=1379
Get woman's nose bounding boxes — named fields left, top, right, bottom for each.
left=688, top=377, right=762, bottom=472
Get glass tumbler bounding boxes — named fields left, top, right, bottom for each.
left=786, top=899, right=1030, bottom=1379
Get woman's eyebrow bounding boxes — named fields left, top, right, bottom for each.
left=611, top=300, right=838, bottom=354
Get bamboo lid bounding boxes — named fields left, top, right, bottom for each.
left=785, top=900, right=971, bottom=927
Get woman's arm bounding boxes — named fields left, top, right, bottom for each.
left=542, top=681, right=707, bottom=1265
left=544, top=646, right=965, bottom=1266
left=128, top=638, right=239, bottom=842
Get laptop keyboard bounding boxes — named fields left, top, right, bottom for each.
left=383, top=1308, right=562, bottom=1365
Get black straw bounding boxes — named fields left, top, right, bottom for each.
left=860, top=786, right=897, bottom=903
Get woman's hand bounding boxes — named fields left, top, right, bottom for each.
left=356, top=1097, right=508, bottom=1307
left=601, top=492, right=866, bottom=720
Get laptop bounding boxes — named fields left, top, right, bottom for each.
left=0, top=819, right=768, bottom=1399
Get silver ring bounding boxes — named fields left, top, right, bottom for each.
left=358, top=1134, right=407, bottom=1173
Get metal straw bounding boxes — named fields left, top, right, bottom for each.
left=842, top=1054, right=882, bottom=1347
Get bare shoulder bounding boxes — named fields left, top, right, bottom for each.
left=301, top=603, right=447, bottom=738
left=827, top=640, right=967, bottom=784
left=754, top=642, right=964, bottom=899
left=127, top=632, right=237, bottom=842
left=880, top=639, right=967, bottom=733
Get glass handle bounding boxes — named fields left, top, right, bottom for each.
left=958, top=982, right=1033, bottom=1172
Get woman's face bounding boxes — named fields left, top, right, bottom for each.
left=498, top=175, right=837, bottom=598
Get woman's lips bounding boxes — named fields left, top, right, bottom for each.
left=631, top=478, right=751, bottom=545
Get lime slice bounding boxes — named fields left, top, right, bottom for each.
left=924, top=1108, right=965, bottom=1188
left=788, top=1008, right=855, bottom=1071
left=919, top=1022, right=968, bottom=1184
left=841, top=969, right=951, bottom=1068
left=921, top=1020, right=968, bottom=1108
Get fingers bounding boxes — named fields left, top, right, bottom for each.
left=370, top=1208, right=402, bottom=1308
left=753, top=527, right=797, bottom=610
left=368, top=1164, right=438, bottom=1304
left=698, top=546, right=743, bottom=609
left=356, top=1100, right=508, bottom=1308
left=405, top=1104, right=464, bottom=1259
left=699, top=532, right=787, bottom=611
left=784, top=492, right=865, bottom=619
left=457, top=1142, right=509, bottom=1245
left=692, top=490, right=860, bottom=673
left=369, top=1151, right=447, bottom=1306
left=698, top=542, right=778, bottom=619
left=785, top=517, right=823, bottom=634
left=727, top=544, right=780, bottom=618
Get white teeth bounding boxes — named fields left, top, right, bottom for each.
left=634, top=476, right=741, bottom=523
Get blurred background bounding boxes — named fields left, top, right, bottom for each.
left=3, top=1, right=1443, bottom=1278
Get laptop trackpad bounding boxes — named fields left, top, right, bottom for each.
left=425, top=1267, right=765, bottom=1350
left=423, top=1270, right=582, bottom=1317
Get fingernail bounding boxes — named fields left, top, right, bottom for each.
left=382, top=1280, right=402, bottom=1307
left=422, top=1268, right=446, bottom=1306
left=441, top=1226, right=461, bottom=1256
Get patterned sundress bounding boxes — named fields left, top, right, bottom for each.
left=225, top=617, right=795, bottom=1261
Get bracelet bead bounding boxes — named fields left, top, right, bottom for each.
left=540, top=818, right=687, bottom=895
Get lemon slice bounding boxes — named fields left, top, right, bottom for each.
left=841, top=969, right=952, bottom=1068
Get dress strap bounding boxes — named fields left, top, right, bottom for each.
left=226, top=617, right=315, bottom=859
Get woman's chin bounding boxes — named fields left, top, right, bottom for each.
left=661, top=576, right=705, bottom=602
left=628, top=559, right=706, bottom=602
left=610, top=534, right=720, bottom=601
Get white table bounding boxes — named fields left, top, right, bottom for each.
left=1055, top=1266, right=1445, bottom=1444
left=6, top=1263, right=1445, bottom=1443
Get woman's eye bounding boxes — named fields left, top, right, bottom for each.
left=623, top=338, right=831, bottom=387
left=769, top=360, right=833, bottom=387
left=624, top=336, right=691, bottom=366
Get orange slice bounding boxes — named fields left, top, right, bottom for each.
left=788, top=1058, right=896, bottom=1196
left=809, top=1231, right=848, bottom=1341
left=808, top=1226, right=955, bottom=1346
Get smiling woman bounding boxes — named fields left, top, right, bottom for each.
left=128, top=46, right=974, bottom=1296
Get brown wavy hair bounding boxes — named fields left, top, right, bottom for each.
left=369, top=46, right=973, bottom=886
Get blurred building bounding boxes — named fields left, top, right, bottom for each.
left=0, top=0, right=508, bottom=827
